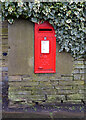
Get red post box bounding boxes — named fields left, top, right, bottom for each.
left=34, top=21, right=56, bottom=73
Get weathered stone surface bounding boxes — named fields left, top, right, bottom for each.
left=58, top=89, right=78, bottom=95
left=74, top=74, right=82, bottom=80
left=2, top=67, right=8, bottom=72
left=22, top=77, right=32, bottom=81
left=0, top=67, right=2, bottom=71
left=73, top=81, right=84, bottom=85
left=74, top=61, right=84, bottom=65
left=67, top=100, right=81, bottom=103
left=80, top=69, right=85, bottom=74
left=61, top=77, right=73, bottom=81
left=81, top=75, right=85, bottom=80
left=55, top=86, right=72, bottom=90
left=73, top=69, right=80, bottom=74
left=74, top=65, right=85, bottom=69
left=67, top=94, right=84, bottom=100
left=9, top=76, right=21, bottom=81
left=72, top=85, right=84, bottom=90
left=59, top=81, right=74, bottom=86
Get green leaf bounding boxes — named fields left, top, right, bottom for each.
left=48, top=14, right=54, bottom=19
left=29, top=2, right=33, bottom=10
left=5, top=12, right=8, bottom=17
left=31, top=17, right=38, bottom=23
left=66, top=19, right=72, bottom=23
left=28, top=12, right=31, bottom=17
left=5, top=2, right=9, bottom=8
left=54, top=19, right=58, bottom=24
left=8, top=18, right=14, bottom=24
left=49, top=20, right=53, bottom=25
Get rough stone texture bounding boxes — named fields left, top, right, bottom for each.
left=8, top=58, right=85, bottom=106
left=0, top=12, right=2, bottom=119
left=1, top=20, right=9, bottom=109
left=1, top=20, right=85, bottom=107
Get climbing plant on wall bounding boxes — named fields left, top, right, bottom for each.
left=1, top=1, right=86, bottom=59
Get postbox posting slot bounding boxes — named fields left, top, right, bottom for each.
left=38, top=27, right=53, bottom=33
left=39, top=29, right=52, bottom=31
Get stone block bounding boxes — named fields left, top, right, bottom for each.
left=58, top=89, right=78, bottom=95
left=36, top=91, right=45, bottom=96
left=9, top=76, right=22, bottom=81
left=50, top=82, right=59, bottom=87
left=0, top=82, right=2, bottom=86
left=16, top=86, right=33, bottom=91
left=73, top=85, right=84, bottom=90
left=81, top=75, right=85, bottom=80
left=78, top=89, right=84, bottom=94
left=73, top=69, right=80, bottom=74
left=61, top=76, right=73, bottom=81
left=2, top=76, right=8, bottom=81
left=2, top=28, right=8, bottom=34
left=2, top=35, right=8, bottom=39
left=17, top=91, right=31, bottom=95
left=27, top=81, right=39, bottom=86
left=45, top=89, right=57, bottom=95
left=80, top=69, right=85, bottom=74
left=67, top=94, right=84, bottom=100
left=0, top=67, right=2, bottom=71
left=84, top=61, right=86, bottom=65
left=9, top=81, right=39, bottom=89
left=47, top=95, right=57, bottom=102
left=39, top=83, right=52, bottom=88
left=74, top=61, right=84, bottom=65
left=23, top=77, right=32, bottom=81
left=2, top=72, right=8, bottom=77
left=31, top=95, right=45, bottom=101
left=31, top=89, right=44, bottom=95
left=55, top=86, right=72, bottom=90
left=0, top=74, right=2, bottom=82
left=74, top=65, right=85, bottom=69
left=2, top=67, right=8, bottom=72
left=2, top=39, right=8, bottom=45
left=67, top=100, right=81, bottom=103
left=74, top=74, right=82, bottom=80
left=73, top=81, right=84, bottom=85
left=59, top=81, right=74, bottom=86
left=48, top=95, right=65, bottom=101
left=50, top=78, right=60, bottom=81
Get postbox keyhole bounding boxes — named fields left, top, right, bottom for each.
left=44, top=37, right=47, bottom=40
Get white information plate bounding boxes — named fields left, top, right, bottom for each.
left=41, top=41, right=49, bottom=53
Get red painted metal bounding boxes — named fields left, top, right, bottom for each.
left=34, top=21, right=56, bottom=73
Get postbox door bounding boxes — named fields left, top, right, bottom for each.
left=34, top=36, right=56, bottom=73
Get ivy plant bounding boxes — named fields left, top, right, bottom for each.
left=1, top=1, right=86, bottom=59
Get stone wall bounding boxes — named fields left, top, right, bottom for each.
left=0, top=9, right=2, bottom=117
left=1, top=20, right=9, bottom=109
left=1, top=20, right=86, bottom=107
left=8, top=59, right=85, bottom=106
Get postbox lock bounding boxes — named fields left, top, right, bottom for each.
left=38, top=67, right=43, bottom=69
left=44, top=37, right=47, bottom=40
